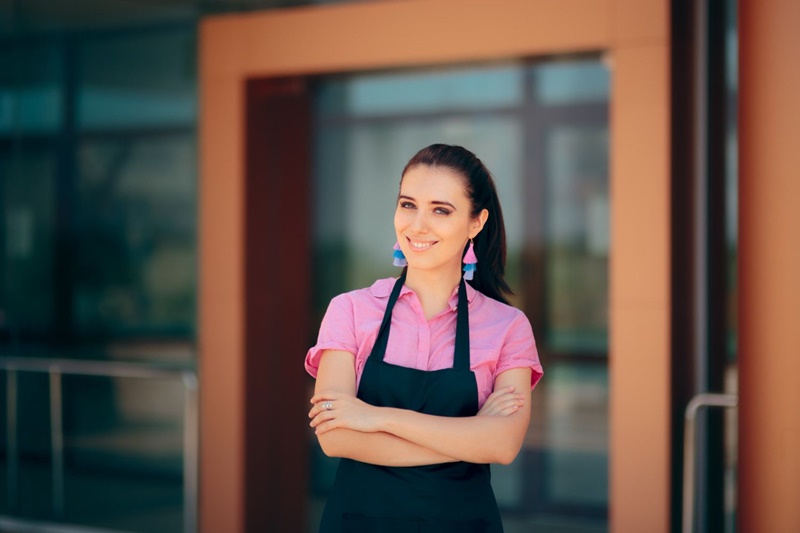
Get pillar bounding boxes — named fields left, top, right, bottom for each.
left=738, top=1, right=800, bottom=531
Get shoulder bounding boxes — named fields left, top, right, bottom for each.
left=470, top=289, right=534, bottom=338
left=471, top=289, right=528, bottom=322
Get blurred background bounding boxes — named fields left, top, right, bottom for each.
left=0, top=0, right=769, bottom=532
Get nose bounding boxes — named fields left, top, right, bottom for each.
left=409, top=210, right=429, bottom=233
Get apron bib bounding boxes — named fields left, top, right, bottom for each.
left=318, top=273, right=503, bottom=533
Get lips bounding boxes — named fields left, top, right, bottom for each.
left=406, top=237, right=437, bottom=251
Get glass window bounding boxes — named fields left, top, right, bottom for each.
left=0, top=146, right=58, bottom=333
left=1, top=23, right=197, bottom=533
left=544, top=126, right=609, bottom=353
left=78, top=30, right=196, bottom=131
left=535, top=60, right=610, bottom=105
left=74, top=134, right=197, bottom=337
left=0, top=42, right=63, bottom=135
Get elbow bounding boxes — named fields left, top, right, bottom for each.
left=496, top=451, right=517, bottom=466
left=495, top=442, right=523, bottom=466
left=316, top=432, right=343, bottom=458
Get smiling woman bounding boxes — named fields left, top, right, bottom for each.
left=394, top=165, right=488, bottom=312
left=305, top=144, right=543, bottom=533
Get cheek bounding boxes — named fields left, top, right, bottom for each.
left=394, top=209, right=410, bottom=233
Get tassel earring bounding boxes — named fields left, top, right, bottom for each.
left=463, top=239, right=477, bottom=280
left=392, top=241, right=407, bottom=267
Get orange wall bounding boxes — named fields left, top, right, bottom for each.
left=739, top=1, right=800, bottom=530
left=199, top=1, right=672, bottom=531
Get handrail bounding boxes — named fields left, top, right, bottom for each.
left=0, top=356, right=198, bottom=533
left=682, top=392, right=738, bottom=533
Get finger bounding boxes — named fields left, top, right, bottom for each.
left=482, top=397, right=524, bottom=416
left=482, top=393, right=519, bottom=411
left=310, top=410, right=335, bottom=428
left=486, top=386, right=515, bottom=399
left=315, top=421, right=336, bottom=435
left=309, top=399, right=338, bottom=418
left=496, top=397, right=525, bottom=410
left=313, top=417, right=341, bottom=435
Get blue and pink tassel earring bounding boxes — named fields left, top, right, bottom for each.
left=393, top=241, right=407, bottom=267
left=463, top=239, right=477, bottom=280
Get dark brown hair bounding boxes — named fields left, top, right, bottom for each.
left=401, top=144, right=512, bottom=304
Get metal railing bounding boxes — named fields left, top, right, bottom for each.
left=0, top=356, right=198, bottom=533
left=682, top=392, right=738, bottom=533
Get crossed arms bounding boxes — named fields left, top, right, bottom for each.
left=309, top=350, right=532, bottom=467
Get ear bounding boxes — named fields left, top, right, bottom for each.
left=469, top=209, right=489, bottom=239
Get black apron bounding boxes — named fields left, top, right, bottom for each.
left=318, top=273, right=504, bottom=533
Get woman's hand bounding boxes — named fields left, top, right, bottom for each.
left=477, top=386, right=525, bottom=417
left=309, top=391, right=383, bottom=435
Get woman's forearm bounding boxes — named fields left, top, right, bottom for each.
left=378, top=408, right=526, bottom=465
left=311, top=368, right=533, bottom=465
left=317, top=428, right=457, bottom=466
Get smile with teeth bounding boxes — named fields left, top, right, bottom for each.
left=407, top=237, right=437, bottom=251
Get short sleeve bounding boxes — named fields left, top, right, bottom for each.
left=495, top=311, right=543, bottom=390
left=304, top=294, right=358, bottom=379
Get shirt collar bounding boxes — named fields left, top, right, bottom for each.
left=369, top=276, right=477, bottom=305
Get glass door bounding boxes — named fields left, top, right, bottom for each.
left=308, top=58, right=610, bottom=532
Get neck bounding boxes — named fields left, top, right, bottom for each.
left=403, top=266, right=463, bottom=320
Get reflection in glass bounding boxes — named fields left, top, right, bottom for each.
left=1, top=22, right=197, bottom=533
left=78, top=30, right=196, bottom=131
left=723, top=0, right=738, bottom=530
left=0, top=42, right=63, bottom=135
left=0, top=147, right=57, bottom=334
left=61, top=375, right=185, bottom=532
left=545, top=127, right=609, bottom=353
left=75, top=135, right=197, bottom=337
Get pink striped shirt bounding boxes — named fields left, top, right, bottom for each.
left=305, top=277, right=543, bottom=407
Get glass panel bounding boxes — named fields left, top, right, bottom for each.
left=3, top=371, right=53, bottom=520
left=78, top=29, right=196, bottom=131
left=533, top=61, right=610, bottom=526
left=0, top=42, right=62, bottom=135
left=62, top=374, right=185, bottom=532
left=1, top=17, right=197, bottom=533
left=543, top=361, right=608, bottom=506
left=74, top=134, right=197, bottom=338
left=318, top=66, right=523, bottom=118
left=535, top=60, right=610, bottom=105
left=311, top=58, right=609, bottom=532
left=544, top=126, right=609, bottom=353
left=0, top=146, right=58, bottom=335
left=0, top=370, right=186, bottom=530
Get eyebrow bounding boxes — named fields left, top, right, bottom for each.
left=398, top=195, right=457, bottom=211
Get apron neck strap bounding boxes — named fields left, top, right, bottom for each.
left=371, top=271, right=471, bottom=371
left=453, top=276, right=471, bottom=371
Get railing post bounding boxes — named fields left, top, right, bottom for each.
left=50, top=367, right=65, bottom=519
left=6, top=368, right=18, bottom=512
left=682, top=393, right=738, bottom=533
left=183, top=372, right=199, bottom=533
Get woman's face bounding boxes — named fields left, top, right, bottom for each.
left=394, top=165, right=487, bottom=276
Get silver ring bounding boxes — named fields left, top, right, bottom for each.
left=323, top=401, right=333, bottom=411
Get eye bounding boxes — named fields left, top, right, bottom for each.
left=434, top=207, right=451, bottom=215
left=399, top=201, right=416, bottom=209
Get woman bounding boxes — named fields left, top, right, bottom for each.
left=305, top=144, right=543, bottom=532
